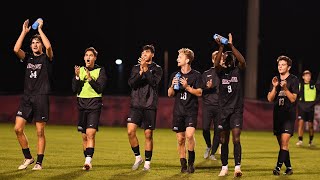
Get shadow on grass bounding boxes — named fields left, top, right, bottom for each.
left=0, top=169, right=35, bottom=180
left=107, top=169, right=149, bottom=180
left=46, top=169, right=87, bottom=180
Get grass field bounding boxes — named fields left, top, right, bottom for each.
left=0, top=123, right=319, bottom=180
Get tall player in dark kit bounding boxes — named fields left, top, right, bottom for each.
left=267, top=55, right=299, bottom=176
left=213, top=33, right=246, bottom=177
left=168, top=48, right=202, bottom=173
left=13, top=18, right=53, bottom=170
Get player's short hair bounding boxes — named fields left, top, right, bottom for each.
left=142, top=44, right=155, bottom=54
left=30, top=34, right=43, bottom=44
left=178, top=48, right=194, bottom=64
left=85, top=47, right=98, bottom=57
left=277, top=55, right=292, bottom=66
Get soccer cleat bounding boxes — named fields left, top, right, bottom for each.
left=132, top=158, right=143, bottom=170
left=180, top=158, right=188, bottom=173
left=273, top=167, right=280, bottom=175
left=296, top=141, right=303, bottom=146
left=143, top=163, right=150, bottom=171
left=284, top=168, right=293, bottom=175
left=83, top=163, right=92, bottom=171
left=32, top=163, right=42, bottom=170
left=218, top=168, right=228, bottom=176
left=234, top=169, right=242, bottom=177
left=203, top=147, right=211, bottom=159
left=18, top=158, right=35, bottom=170
left=209, top=155, right=217, bottom=160
left=187, top=163, right=195, bottom=173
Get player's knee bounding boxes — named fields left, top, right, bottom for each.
left=128, top=130, right=136, bottom=138
left=36, top=129, right=45, bottom=137
left=14, top=126, right=23, bottom=135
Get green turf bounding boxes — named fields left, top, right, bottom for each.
left=0, top=123, right=319, bottom=180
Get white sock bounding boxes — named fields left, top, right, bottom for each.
left=85, top=157, right=92, bottom=164
left=235, top=165, right=241, bottom=170
left=222, top=165, right=228, bottom=170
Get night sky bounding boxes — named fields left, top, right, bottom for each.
left=1, top=0, right=319, bottom=100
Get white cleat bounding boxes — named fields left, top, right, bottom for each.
left=18, top=158, right=35, bottom=170
left=296, top=141, right=303, bottom=146
left=204, top=147, right=211, bottom=159
left=32, top=164, right=42, bottom=170
left=82, top=163, right=92, bottom=171
left=234, top=169, right=242, bottom=177
left=132, top=158, right=143, bottom=170
left=218, top=168, right=228, bottom=176
left=209, top=155, right=217, bottom=160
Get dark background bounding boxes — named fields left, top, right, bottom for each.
left=1, top=0, right=319, bottom=100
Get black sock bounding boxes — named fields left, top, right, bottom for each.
left=86, top=147, right=94, bottom=158
left=180, top=158, right=187, bottom=168
left=276, top=149, right=286, bottom=169
left=36, top=154, right=44, bottom=165
left=145, top=150, right=152, bottom=161
left=188, top=150, right=195, bottom=165
left=22, top=148, right=32, bottom=159
left=132, top=145, right=140, bottom=156
left=309, top=136, right=314, bottom=144
left=234, top=142, right=242, bottom=166
left=284, top=150, right=291, bottom=168
left=221, top=143, right=229, bottom=166
left=298, top=136, right=303, bottom=141
left=202, top=130, right=211, bottom=148
left=83, top=150, right=87, bottom=158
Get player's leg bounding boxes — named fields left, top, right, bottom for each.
left=202, top=105, right=212, bottom=159
left=142, top=109, right=156, bottom=170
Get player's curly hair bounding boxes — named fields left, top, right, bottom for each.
left=277, top=55, right=292, bottom=66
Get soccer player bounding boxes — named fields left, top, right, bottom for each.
left=168, top=48, right=203, bottom=173
left=267, top=55, right=299, bottom=176
left=72, top=47, right=107, bottom=170
left=13, top=18, right=53, bottom=170
left=213, top=33, right=246, bottom=177
left=127, top=44, right=163, bottom=171
left=201, top=51, right=222, bottom=160
left=296, top=70, right=318, bottom=147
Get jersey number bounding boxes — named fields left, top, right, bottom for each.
left=30, top=71, right=37, bottom=78
left=180, top=92, right=187, bottom=100
left=227, top=85, right=232, bottom=93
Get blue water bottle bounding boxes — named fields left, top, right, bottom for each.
left=173, top=72, right=181, bottom=90
left=213, top=34, right=229, bottom=45
left=32, top=18, right=42, bottom=30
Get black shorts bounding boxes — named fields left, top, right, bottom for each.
left=127, top=108, right=157, bottom=130
left=202, top=105, right=219, bottom=131
left=298, top=106, right=314, bottom=122
left=16, top=94, right=49, bottom=123
left=218, top=108, right=243, bottom=131
left=172, top=114, right=198, bottom=132
left=273, top=110, right=295, bottom=136
left=77, top=109, right=101, bottom=133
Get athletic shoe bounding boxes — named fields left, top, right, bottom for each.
left=234, top=169, right=242, bottom=177
left=218, top=168, right=228, bottom=176
left=180, top=158, right=188, bottom=173
left=83, top=163, right=92, bottom=171
left=284, top=168, right=293, bottom=175
left=187, top=163, right=195, bottom=173
left=296, top=141, right=303, bottom=146
left=132, top=158, right=143, bottom=170
left=143, top=163, right=150, bottom=171
left=32, top=163, right=42, bottom=170
left=273, top=167, right=280, bottom=175
left=209, top=155, right=217, bottom=160
left=203, top=147, right=211, bottom=159
left=18, top=158, right=35, bottom=170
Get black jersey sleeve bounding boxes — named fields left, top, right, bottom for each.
left=144, top=65, right=163, bottom=88
left=89, top=67, right=107, bottom=94
left=128, top=65, right=143, bottom=89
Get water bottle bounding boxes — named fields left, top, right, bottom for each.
left=32, top=18, right=43, bottom=30
left=173, top=72, right=181, bottom=90
left=213, top=34, right=228, bottom=45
